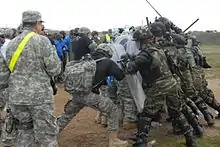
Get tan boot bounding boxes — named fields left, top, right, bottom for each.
left=109, top=131, right=128, bottom=147
left=95, top=111, right=101, bottom=124
left=101, top=115, right=108, bottom=127
left=123, top=122, right=137, bottom=130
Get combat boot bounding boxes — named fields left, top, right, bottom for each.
left=132, top=115, right=152, bottom=147
left=94, top=111, right=101, bottom=124
left=201, top=109, right=215, bottom=126
left=185, top=131, right=198, bottom=147
left=193, top=124, right=204, bottom=137
left=108, top=131, right=128, bottom=147
left=101, top=115, right=107, bottom=127
left=216, top=106, right=220, bottom=119
left=123, top=122, right=137, bottom=130
left=175, top=114, right=198, bottom=147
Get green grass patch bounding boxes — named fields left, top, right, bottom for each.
left=200, top=45, right=220, bottom=79
left=147, top=135, right=220, bottom=147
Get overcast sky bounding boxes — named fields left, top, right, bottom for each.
left=0, top=0, right=219, bottom=31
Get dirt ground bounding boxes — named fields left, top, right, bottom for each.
left=55, top=79, right=220, bottom=147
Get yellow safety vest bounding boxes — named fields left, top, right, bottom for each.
left=8, top=32, right=36, bottom=72
left=105, top=34, right=111, bottom=42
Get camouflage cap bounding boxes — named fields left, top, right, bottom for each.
left=22, top=10, right=44, bottom=23
left=96, top=43, right=113, bottom=57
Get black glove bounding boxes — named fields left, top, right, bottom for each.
left=120, top=53, right=130, bottom=61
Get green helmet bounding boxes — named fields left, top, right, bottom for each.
left=95, top=43, right=113, bottom=58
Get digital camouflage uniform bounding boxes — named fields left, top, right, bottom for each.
left=117, top=79, right=137, bottom=126
left=95, top=85, right=114, bottom=127
left=57, top=92, right=120, bottom=132
left=0, top=11, right=61, bottom=147
left=114, top=35, right=138, bottom=128
left=58, top=47, right=128, bottom=147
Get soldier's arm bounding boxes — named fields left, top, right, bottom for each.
left=0, top=52, right=10, bottom=90
left=40, top=36, right=61, bottom=77
left=126, top=51, right=152, bottom=74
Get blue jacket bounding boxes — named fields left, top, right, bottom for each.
left=54, top=39, right=64, bottom=61
left=62, top=36, right=70, bottom=52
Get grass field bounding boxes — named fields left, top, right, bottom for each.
left=201, top=45, right=220, bottom=79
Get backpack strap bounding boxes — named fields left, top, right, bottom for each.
left=8, top=32, right=36, bottom=72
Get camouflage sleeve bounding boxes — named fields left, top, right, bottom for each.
left=40, top=36, right=61, bottom=77
left=0, top=52, right=10, bottom=90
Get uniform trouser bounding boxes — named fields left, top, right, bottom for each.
left=142, top=83, right=192, bottom=135
left=117, top=79, right=137, bottom=123
left=98, top=85, right=120, bottom=123
left=191, top=69, right=211, bottom=112
left=0, top=90, right=6, bottom=131
left=57, top=92, right=120, bottom=131
left=7, top=103, right=58, bottom=147
left=0, top=89, right=16, bottom=147
left=199, top=69, right=220, bottom=110
left=107, top=81, right=121, bottom=108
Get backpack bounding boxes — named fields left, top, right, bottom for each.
left=64, top=57, right=96, bottom=95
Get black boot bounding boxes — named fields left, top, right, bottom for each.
left=132, top=114, right=152, bottom=147
left=175, top=113, right=198, bottom=147
left=201, top=109, right=215, bottom=126
left=172, top=122, right=182, bottom=135
left=185, top=131, right=198, bottom=147
left=193, top=124, right=204, bottom=137
left=216, top=106, right=220, bottom=119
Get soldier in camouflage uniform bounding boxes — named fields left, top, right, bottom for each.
left=186, top=36, right=217, bottom=123
left=120, top=23, right=197, bottom=147
left=154, top=29, right=203, bottom=137
left=156, top=18, right=214, bottom=126
left=114, top=34, right=138, bottom=129
left=0, top=11, right=61, bottom=146
left=57, top=44, right=128, bottom=147
left=165, top=33, right=203, bottom=137
left=188, top=36, right=220, bottom=118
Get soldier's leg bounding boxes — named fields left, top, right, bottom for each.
left=166, top=86, right=197, bottom=147
left=192, top=95, right=215, bottom=126
left=83, top=92, right=128, bottom=147
left=182, top=105, right=204, bottom=137
left=118, top=79, right=137, bottom=130
left=107, top=82, right=124, bottom=127
left=177, top=85, right=203, bottom=137
left=192, top=72, right=215, bottom=126
left=99, top=86, right=109, bottom=127
left=32, top=103, right=58, bottom=147
left=9, top=104, right=35, bottom=147
left=57, top=96, right=84, bottom=132
left=201, top=87, right=220, bottom=115
left=133, top=88, right=165, bottom=147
